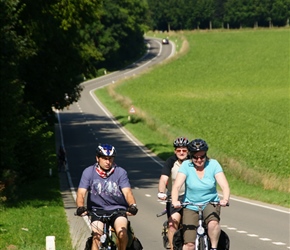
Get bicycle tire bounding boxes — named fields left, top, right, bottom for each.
left=198, top=236, right=205, bottom=250
left=199, top=235, right=211, bottom=250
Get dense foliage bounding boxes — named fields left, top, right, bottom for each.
left=147, top=0, right=290, bottom=30
left=0, top=0, right=148, bottom=203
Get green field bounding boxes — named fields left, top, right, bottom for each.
left=96, top=29, right=289, bottom=206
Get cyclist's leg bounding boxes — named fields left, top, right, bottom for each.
left=91, top=219, right=104, bottom=250
left=204, top=204, right=221, bottom=249
left=113, top=215, right=128, bottom=250
left=182, top=208, right=198, bottom=250
left=168, top=211, right=181, bottom=250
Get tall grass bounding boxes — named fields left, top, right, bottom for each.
left=96, top=29, right=289, bottom=205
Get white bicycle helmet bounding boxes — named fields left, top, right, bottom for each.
left=173, top=137, right=189, bottom=148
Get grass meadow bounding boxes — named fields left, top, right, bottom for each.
left=96, top=28, right=289, bottom=206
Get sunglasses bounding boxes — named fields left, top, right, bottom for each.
left=176, top=149, right=188, bottom=153
left=191, top=154, right=207, bottom=160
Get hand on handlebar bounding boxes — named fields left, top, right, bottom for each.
left=219, top=199, right=229, bottom=207
left=157, top=192, right=167, bottom=200
left=127, top=204, right=138, bottom=216
left=76, top=206, right=88, bottom=216
left=171, top=201, right=181, bottom=208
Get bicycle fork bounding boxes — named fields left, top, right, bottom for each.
left=99, top=222, right=114, bottom=250
left=195, top=213, right=209, bottom=250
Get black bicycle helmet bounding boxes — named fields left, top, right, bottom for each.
left=96, top=144, right=116, bottom=157
left=188, top=139, right=208, bottom=152
left=173, top=137, right=189, bottom=148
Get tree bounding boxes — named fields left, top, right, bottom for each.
left=195, top=0, right=216, bottom=29
left=0, top=0, right=53, bottom=201
left=271, top=0, right=290, bottom=26
left=94, top=0, right=148, bottom=70
left=0, top=0, right=30, bottom=173
left=17, top=0, right=104, bottom=113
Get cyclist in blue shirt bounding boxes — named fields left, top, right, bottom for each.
left=172, top=139, right=230, bottom=250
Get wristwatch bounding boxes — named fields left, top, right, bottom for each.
left=131, top=204, right=137, bottom=207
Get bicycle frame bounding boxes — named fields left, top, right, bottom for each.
left=156, top=209, right=170, bottom=249
left=194, top=203, right=210, bottom=250
left=89, top=209, right=127, bottom=250
left=181, top=201, right=222, bottom=250
left=156, top=198, right=182, bottom=249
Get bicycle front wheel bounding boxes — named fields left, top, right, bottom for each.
left=198, top=235, right=210, bottom=250
left=198, top=236, right=205, bottom=250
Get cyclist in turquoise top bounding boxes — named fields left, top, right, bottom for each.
left=171, top=139, right=230, bottom=250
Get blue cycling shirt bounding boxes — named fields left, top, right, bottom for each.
left=178, top=159, right=223, bottom=211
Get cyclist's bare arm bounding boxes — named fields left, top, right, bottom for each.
left=76, top=187, right=87, bottom=207
left=158, top=175, right=169, bottom=200
left=122, top=187, right=136, bottom=205
left=215, top=172, right=230, bottom=206
left=171, top=172, right=186, bottom=207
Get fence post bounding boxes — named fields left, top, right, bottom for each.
left=46, top=236, right=56, bottom=250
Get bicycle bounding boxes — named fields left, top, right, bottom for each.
left=156, top=207, right=170, bottom=249
left=77, top=209, right=143, bottom=250
left=156, top=198, right=183, bottom=250
left=179, top=201, right=230, bottom=250
left=86, top=209, right=127, bottom=250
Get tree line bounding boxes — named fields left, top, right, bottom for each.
left=147, top=0, right=290, bottom=31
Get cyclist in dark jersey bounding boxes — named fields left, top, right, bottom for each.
left=157, top=137, right=189, bottom=250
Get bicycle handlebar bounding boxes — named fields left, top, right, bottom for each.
left=90, top=209, right=127, bottom=220
left=74, top=209, right=127, bottom=217
left=180, top=201, right=229, bottom=207
left=156, top=209, right=167, bottom=217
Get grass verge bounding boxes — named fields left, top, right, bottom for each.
left=0, top=136, right=73, bottom=250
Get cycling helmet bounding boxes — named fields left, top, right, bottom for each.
left=96, top=144, right=116, bottom=157
left=188, top=139, right=208, bottom=152
left=173, top=137, right=189, bottom=148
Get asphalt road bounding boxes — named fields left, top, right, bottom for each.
left=56, top=38, right=290, bottom=250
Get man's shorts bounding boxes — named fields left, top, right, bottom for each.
left=166, top=195, right=184, bottom=218
left=182, top=204, right=221, bottom=244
